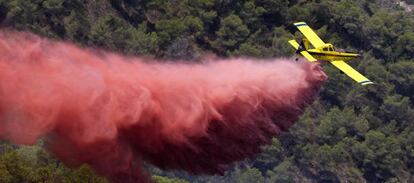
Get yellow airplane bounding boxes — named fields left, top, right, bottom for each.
left=288, top=22, right=374, bottom=86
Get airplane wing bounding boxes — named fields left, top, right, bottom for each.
left=294, top=22, right=325, bottom=48
left=330, top=60, right=374, bottom=85
left=288, top=40, right=317, bottom=62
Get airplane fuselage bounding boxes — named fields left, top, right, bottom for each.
left=307, top=49, right=360, bottom=62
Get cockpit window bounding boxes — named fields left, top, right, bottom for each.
left=323, top=48, right=329, bottom=51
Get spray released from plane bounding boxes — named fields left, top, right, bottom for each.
left=0, top=31, right=326, bottom=182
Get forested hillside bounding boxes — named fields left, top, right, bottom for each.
left=0, top=0, right=413, bottom=182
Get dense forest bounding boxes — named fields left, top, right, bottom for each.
left=0, top=0, right=413, bottom=182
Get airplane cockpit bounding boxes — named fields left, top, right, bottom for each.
left=322, top=44, right=335, bottom=52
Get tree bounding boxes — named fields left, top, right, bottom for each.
left=395, top=32, right=414, bottom=59
left=235, top=168, right=264, bottom=183
left=378, top=95, right=414, bottom=131
left=351, top=131, right=404, bottom=182
left=388, top=61, right=414, bottom=102
left=213, top=14, right=250, bottom=53
left=266, top=159, right=295, bottom=183
left=152, top=175, right=189, bottom=183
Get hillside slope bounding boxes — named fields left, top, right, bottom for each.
left=0, top=0, right=413, bottom=182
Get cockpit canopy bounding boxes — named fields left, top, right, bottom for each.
left=321, top=44, right=335, bottom=51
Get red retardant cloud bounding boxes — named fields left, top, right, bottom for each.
left=0, top=31, right=326, bottom=182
